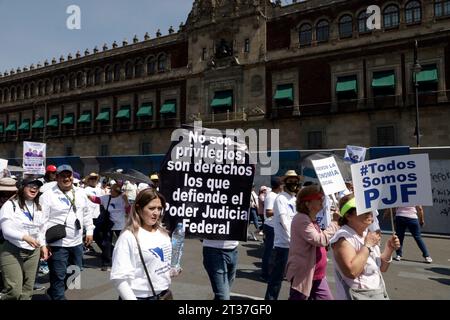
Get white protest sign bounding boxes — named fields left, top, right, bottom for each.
left=311, top=157, right=347, bottom=195
left=344, top=145, right=367, bottom=164
left=351, top=154, right=432, bottom=214
left=0, top=159, right=8, bottom=178
left=23, top=141, right=46, bottom=175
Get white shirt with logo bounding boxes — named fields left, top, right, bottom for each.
left=263, top=191, right=277, bottom=228
left=111, top=228, right=171, bottom=298
left=84, top=186, right=102, bottom=219
left=99, top=195, right=127, bottom=231
left=40, top=185, right=94, bottom=247
left=0, top=199, right=46, bottom=250
left=273, top=191, right=297, bottom=248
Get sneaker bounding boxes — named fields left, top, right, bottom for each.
left=424, top=256, right=433, bottom=264
left=38, top=265, right=49, bottom=275
left=393, top=255, right=401, bottom=261
left=33, top=284, right=46, bottom=291
left=258, top=231, right=264, bottom=236
left=251, top=231, right=258, bottom=241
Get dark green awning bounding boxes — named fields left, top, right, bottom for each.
left=137, top=104, right=153, bottom=117
left=61, top=115, right=74, bottom=125
left=46, top=118, right=59, bottom=127
left=32, top=119, right=44, bottom=129
left=96, top=111, right=110, bottom=121
left=211, top=91, right=233, bottom=108
left=336, top=77, right=357, bottom=93
left=372, top=71, right=395, bottom=88
left=115, top=108, right=130, bottom=119
left=78, top=113, right=91, bottom=123
left=5, top=122, right=16, bottom=132
left=274, top=84, right=293, bottom=101
left=160, top=101, right=176, bottom=114
left=416, top=67, right=438, bottom=83
left=18, top=120, right=30, bottom=131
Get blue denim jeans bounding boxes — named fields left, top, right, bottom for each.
left=249, top=208, right=260, bottom=230
left=395, top=216, right=430, bottom=258
left=47, top=244, right=83, bottom=300
left=265, top=247, right=289, bottom=300
left=261, top=225, right=274, bottom=279
left=202, top=246, right=238, bottom=300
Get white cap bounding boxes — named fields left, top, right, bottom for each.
left=138, top=183, right=150, bottom=192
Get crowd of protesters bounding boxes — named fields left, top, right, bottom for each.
left=0, top=162, right=433, bottom=301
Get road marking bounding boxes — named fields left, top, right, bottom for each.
left=230, top=292, right=264, bottom=300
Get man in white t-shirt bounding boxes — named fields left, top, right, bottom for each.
left=260, top=176, right=282, bottom=282
left=265, top=170, right=302, bottom=300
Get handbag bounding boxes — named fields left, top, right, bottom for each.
left=45, top=200, right=72, bottom=244
left=134, top=234, right=173, bottom=300
left=335, top=266, right=389, bottom=300
left=95, top=196, right=114, bottom=232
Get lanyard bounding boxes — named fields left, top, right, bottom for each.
left=23, top=202, right=35, bottom=222
left=61, top=188, right=77, bottom=213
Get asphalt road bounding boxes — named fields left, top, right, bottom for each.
left=32, top=232, right=450, bottom=300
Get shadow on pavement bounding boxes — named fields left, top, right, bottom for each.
left=429, top=278, right=450, bottom=286
left=425, top=267, right=450, bottom=276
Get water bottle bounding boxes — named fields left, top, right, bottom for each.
left=170, top=222, right=185, bottom=275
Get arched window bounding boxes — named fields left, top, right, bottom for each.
left=299, top=23, right=312, bottom=46
left=339, top=15, right=353, bottom=38
left=69, top=74, right=76, bottom=90
left=358, top=10, right=371, bottom=33
left=316, top=20, right=329, bottom=43
left=125, top=61, right=134, bottom=79
left=60, top=76, right=65, bottom=92
left=105, top=66, right=113, bottom=83
left=157, top=54, right=167, bottom=72
left=86, top=70, right=93, bottom=86
left=10, top=87, right=15, bottom=101
left=24, top=84, right=29, bottom=98
left=434, top=0, right=450, bottom=17
left=45, top=80, right=51, bottom=95
left=53, top=78, right=59, bottom=93
left=135, top=59, right=144, bottom=78
left=406, top=1, right=422, bottom=24
left=94, top=68, right=101, bottom=85
left=114, top=64, right=121, bottom=81
left=383, top=5, right=400, bottom=28
left=38, top=82, right=44, bottom=96
left=30, top=83, right=35, bottom=97
left=17, top=86, right=22, bottom=99
left=147, top=57, right=156, bottom=75
left=4, top=88, right=9, bottom=102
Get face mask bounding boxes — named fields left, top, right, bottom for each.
left=285, top=183, right=299, bottom=193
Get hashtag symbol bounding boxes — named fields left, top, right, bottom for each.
left=360, top=165, right=369, bottom=176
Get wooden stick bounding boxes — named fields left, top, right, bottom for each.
left=389, top=208, right=396, bottom=235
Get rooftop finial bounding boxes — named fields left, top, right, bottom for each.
left=144, top=32, right=150, bottom=40
left=123, top=38, right=128, bottom=46
left=133, top=35, right=139, bottom=43
left=67, top=53, right=73, bottom=60
left=76, top=51, right=81, bottom=58
left=60, top=55, right=65, bottom=62
left=103, top=43, right=108, bottom=51
left=17, top=67, right=22, bottom=73
left=30, top=64, right=35, bottom=70
left=112, top=41, right=118, bottom=48
left=44, top=60, right=49, bottom=66
left=156, top=29, right=161, bottom=37
left=94, top=46, right=99, bottom=53
left=52, top=57, right=57, bottom=64
left=85, top=48, right=90, bottom=56
left=168, top=26, right=174, bottom=34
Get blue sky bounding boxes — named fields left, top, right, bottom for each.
left=0, top=0, right=193, bottom=72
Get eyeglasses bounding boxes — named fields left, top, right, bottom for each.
left=25, top=184, right=40, bottom=190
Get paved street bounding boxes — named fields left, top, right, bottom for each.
left=32, top=232, right=450, bottom=300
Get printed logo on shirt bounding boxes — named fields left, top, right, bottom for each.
left=59, top=197, right=70, bottom=206
left=110, top=203, right=116, bottom=209
left=149, top=247, right=165, bottom=262
left=288, top=204, right=295, bottom=214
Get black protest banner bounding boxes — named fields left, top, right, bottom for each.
left=160, top=125, right=255, bottom=241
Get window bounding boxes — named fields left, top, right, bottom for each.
left=147, top=57, right=156, bottom=75
left=17, top=87, right=22, bottom=99
left=383, top=5, right=400, bottom=28
left=308, top=131, right=323, bottom=149
left=94, top=68, right=101, bottom=85
left=299, top=23, right=312, bottom=46
left=435, top=0, right=450, bottom=17
left=114, top=64, right=121, bottom=81
left=24, top=84, right=29, bottom=98
left=30, top=83, right=35, bottom=97
left=140, top=142, right=151, bottom=155
left=45, top=80, right=51, bottom=94
left=316, top=20, right=329, bottom=43
left=244, top=39, right=250, bottom=53
left=59, top=77, right=65, bottom=92
left=158, top=54, right=167, bottom=72
left=377, top=126, right=395, bottom=146
left=105, top=66, right=113, bottom=83
left=76, top=72, right=83, bottom=88
left=10, top=87, right=16, bottom=101
left=372, top=70, right=396, bottom=97
left=358, top=10, right=371, bottom=33
left=100, top=144, right=109, bottom=156
left=65, top=145, right=74, bottom=156
left=336, top=75, right=358, bottom=100
left=69, top=74, right=76, bottom=90
left=38, top=82, right=43, bottom=96
left=339, top=15, right=353, bottom=38
left=406, top=1, right=421, bottom=24
left=125, top=62, right=134, bottom=79
left=135, top=59, right=144, bottom=78
left=86, top=71, right=93, bottom=87
left=202, top=48, right=207, bottom=61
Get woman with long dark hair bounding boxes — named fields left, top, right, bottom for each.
left=110, top=188, right=173, bottom=300
left=0, top=177, right=45, bottom=300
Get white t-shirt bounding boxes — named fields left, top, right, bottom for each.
left=40, top=185, right=94, bottom=247
left=0, top=199, right=46, bottom=250
left=123, top=183, right=138, bottom=201
left=395, top=206, right=418, bottom=219
left=330, top=225, right=383, bottom=300
left=273, top=191, right=297, bottom=248
left=111, top=228, right=172, bottom=298
left=202, top=240, right=239, bottom=250
left=84, top=186, right=102, bottom=219
left=100, top=195, right=127, bottom=231
left=263, top=191, right=277, bottom=228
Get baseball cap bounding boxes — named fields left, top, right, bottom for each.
left=16, top=176, right=43, bottom=188
left=56, top=165, right=73, bottom=174
left=46, top=165, right=57, bottom=173
left=150, top=174, right=159, bottom=181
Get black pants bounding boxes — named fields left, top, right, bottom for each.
left=94, top=229, right=121, bottom=266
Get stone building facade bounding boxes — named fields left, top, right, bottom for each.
left=0, top=0, right=449, bottom=159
